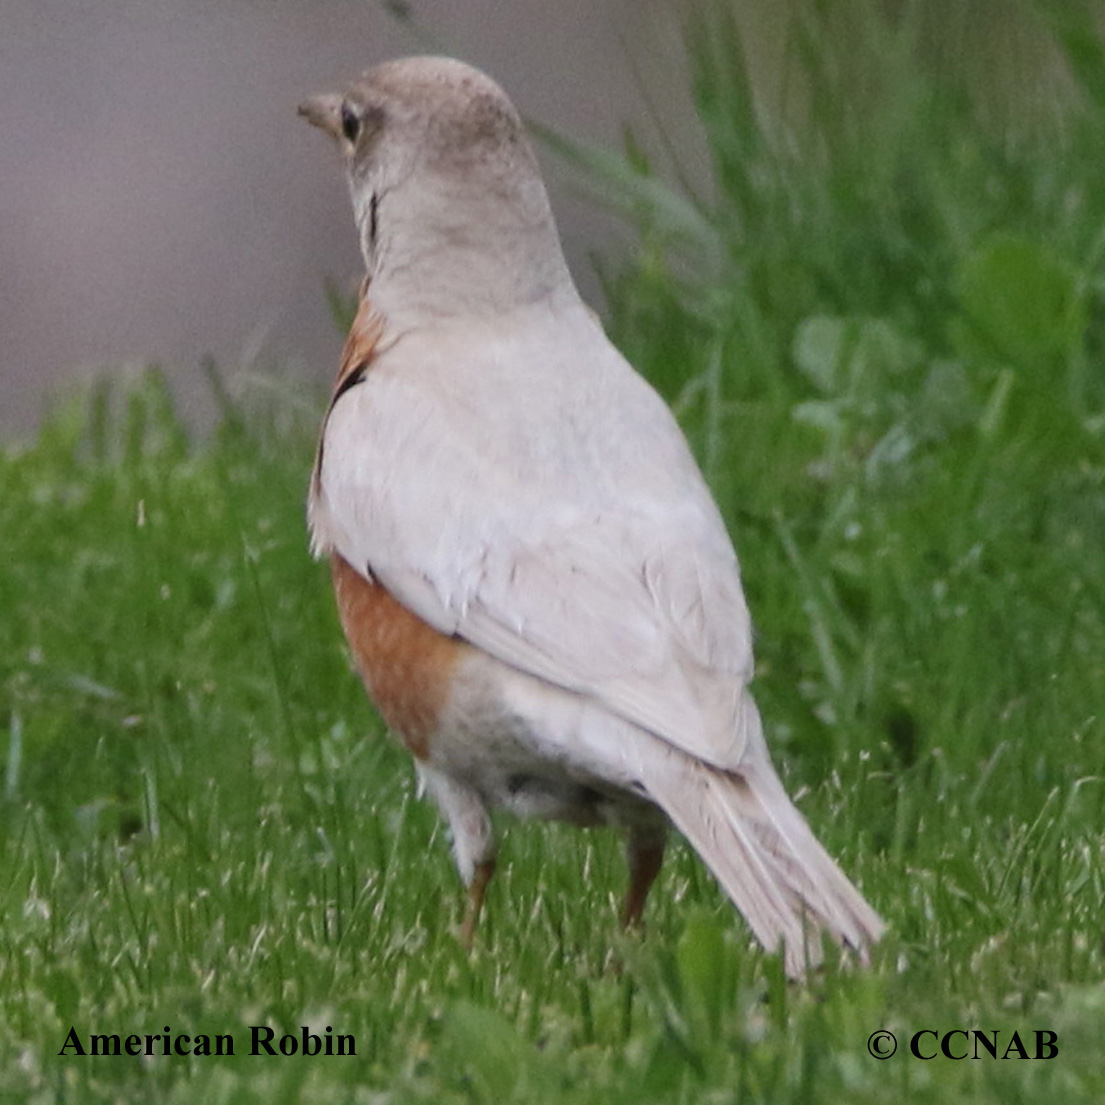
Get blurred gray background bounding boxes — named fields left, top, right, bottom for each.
left=0, top=0, right=725, bottom=436
left=0, top=0, right=1056, bottom=436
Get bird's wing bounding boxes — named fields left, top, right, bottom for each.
left=310, top=303, right=756, bottom=769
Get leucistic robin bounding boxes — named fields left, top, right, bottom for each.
left=299, top=56, right=884, bottom=975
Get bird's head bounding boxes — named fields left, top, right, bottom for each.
left=299, top=56, right=572, bottom=320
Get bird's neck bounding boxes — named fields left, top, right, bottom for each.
left=354, top=173, right=576, bottom=329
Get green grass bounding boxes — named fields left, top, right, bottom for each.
left=3, top=2, right=1105, bottom=1101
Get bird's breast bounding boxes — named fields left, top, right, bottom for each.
left=330, top=552, right=468, bottom=758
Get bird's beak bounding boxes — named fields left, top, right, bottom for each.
left=298, top=93, right=344, bottom=141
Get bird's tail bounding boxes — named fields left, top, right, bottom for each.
left=646, top=725, right=884, bottom=977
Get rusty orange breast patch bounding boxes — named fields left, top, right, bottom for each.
left=330, top=553, right=465, bottom=759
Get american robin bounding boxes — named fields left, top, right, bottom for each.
left=299, top=56, right=883, bottom=975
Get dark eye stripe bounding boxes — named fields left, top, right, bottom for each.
left=340, top=102, right=361, bottom=143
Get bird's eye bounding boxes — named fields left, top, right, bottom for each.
left=340, top=101, right=361, bottom=143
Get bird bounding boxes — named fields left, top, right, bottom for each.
left=298, top=56, right=883, bottom=976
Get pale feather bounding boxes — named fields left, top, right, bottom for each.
left=310, top=297, right=756, bottom=769
left=480, top=659, right=885, bottom=974
left=641, top=718, right=887, bottom=973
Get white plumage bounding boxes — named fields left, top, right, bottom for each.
left=301, top=55, right=884, bottom=974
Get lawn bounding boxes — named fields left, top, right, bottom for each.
left=2, top=3, right=1104, bottom=1101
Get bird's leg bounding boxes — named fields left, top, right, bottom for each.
left=621, top=826, right=667, bottom=929
left=414, top=762, right=497, bottom=948
left=459, top=856, right=496, bottom=949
